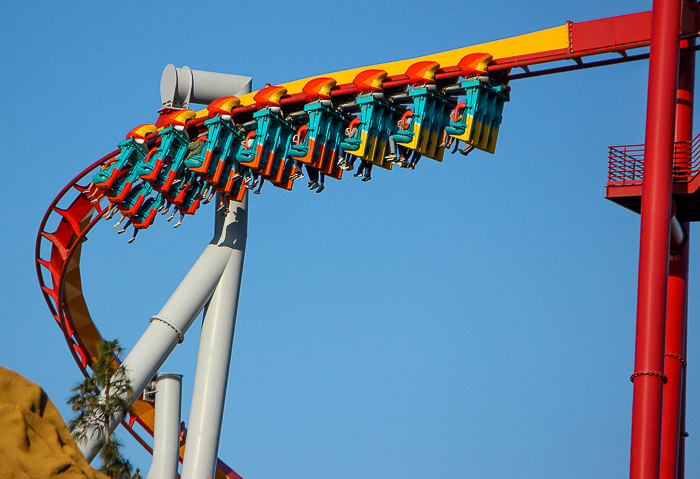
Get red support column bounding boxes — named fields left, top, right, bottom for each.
left=660, top=34, right=694, bottom=479
left=630, top=0, right=683, bottom=478
left=660, top=240, right=689, bottom=479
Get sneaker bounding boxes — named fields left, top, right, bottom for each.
left=253, top=189, right=261, bottom=195
left=308, top=181, right=319, bottom=190
left=316, top=184, right=325, bottom=193
left=384, top=153, right=396, bottom=161
left=352, top=172, right=362, bottom=178
left=362, top=176, right=372, bottom=182
left=128, top=233, right=138, bottom=244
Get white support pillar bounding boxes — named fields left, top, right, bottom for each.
left=147, top=373, right=183, bottom=479
left=181, top=195, right=248, bottom=479
left=79, top=199, right=247, bottom=461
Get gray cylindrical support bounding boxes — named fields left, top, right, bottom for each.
left=147, top=373, right=183, bottom=479
left=79, top=196, right=249, bottom=462
left=161, top=65, right=253, bottom=108
left=671, top=215, right=685, bottom=250
left=181, top=195, right=248, bottom=479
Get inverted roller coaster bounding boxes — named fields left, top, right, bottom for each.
left=35, top=6, right=700, bottom=479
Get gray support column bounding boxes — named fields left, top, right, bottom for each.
left=79, top=199, right=247, bottom=461
left=147, top=373, right=183, bottom=479
left=181, top=195, right=248, bottom=479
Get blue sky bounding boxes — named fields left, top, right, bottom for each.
left=2, top=0, right=698, bottom=478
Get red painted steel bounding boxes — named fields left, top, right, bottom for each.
left=606, top=136, right=698, bottom=187
left=660, top=34, right=694, bottom=479
left=491, top=8, right=699, bottom=75
left=630, top=0, right=683, bottom=477
left=570, top=11, right=652, bottom=53
left=660, top=246, right=689, bottom=479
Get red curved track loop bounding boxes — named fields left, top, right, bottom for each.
left=34, top=152, right=242, bottom=479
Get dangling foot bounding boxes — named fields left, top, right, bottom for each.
left=112, top=218, right=123, bottom=229
left=117, top=225, right=128, bottom=234
left=128, top=229, right=138, bottom=244
left=167, top=209, right=177, bottom=222
left=362, top=176, right=372, bottom=182
left=161, top=204, right=171, bottom=216
left=308, top=181, right=319, bottom=190
left=316, top=184, right=325, bottom=193
left=459, top=145, right=475, bottom=156
left=173, top=213, right=184, bottom=229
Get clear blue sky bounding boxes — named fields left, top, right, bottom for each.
left=1, top=0, right=698, bottom=477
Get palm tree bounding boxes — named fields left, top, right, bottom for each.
left=68, top=339, right=141, bottom=479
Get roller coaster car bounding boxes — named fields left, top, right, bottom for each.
left=138, top=110, right=195, bottom=182
left=238, top=107, right=295, bottom=180
left=268, top=157, right=297, bottom=190
left=139, top=123, right=192, bottom=194
left=175, top=180, right=207, bottom=216
left=289, top=100, right=347, bottom=173
left=396, top=86, right=455, bottom=162
left=341, top=93, right=401, bottom=170
left=224, top=177, right=248, bottom=203
left=444, top=78, right=510, bottom=153
left=118, top=182, right=154, bottom=217
left=310, top=111, right=345, bottom=180
left=92, top=135, right=149, bottom=189
left=132, top=195, right=166, bottom=230
left=186, top=97, right=242, bottom=175
left=185, top=116, right=241, bottom=183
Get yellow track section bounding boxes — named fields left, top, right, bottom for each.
left=195, top=24, right=569, bottom=118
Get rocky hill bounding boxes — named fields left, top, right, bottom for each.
left=0, top=366, right=110, bottom=479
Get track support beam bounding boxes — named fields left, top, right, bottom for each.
left=659, top=33, right=694, bottom=479
left=147, top=373, right=183, bottom=479
left=79, top=196, right=248, bottom=462
left=181, top=195, right=248, bottom=479
left=630, top=0, right=683, bottom=478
